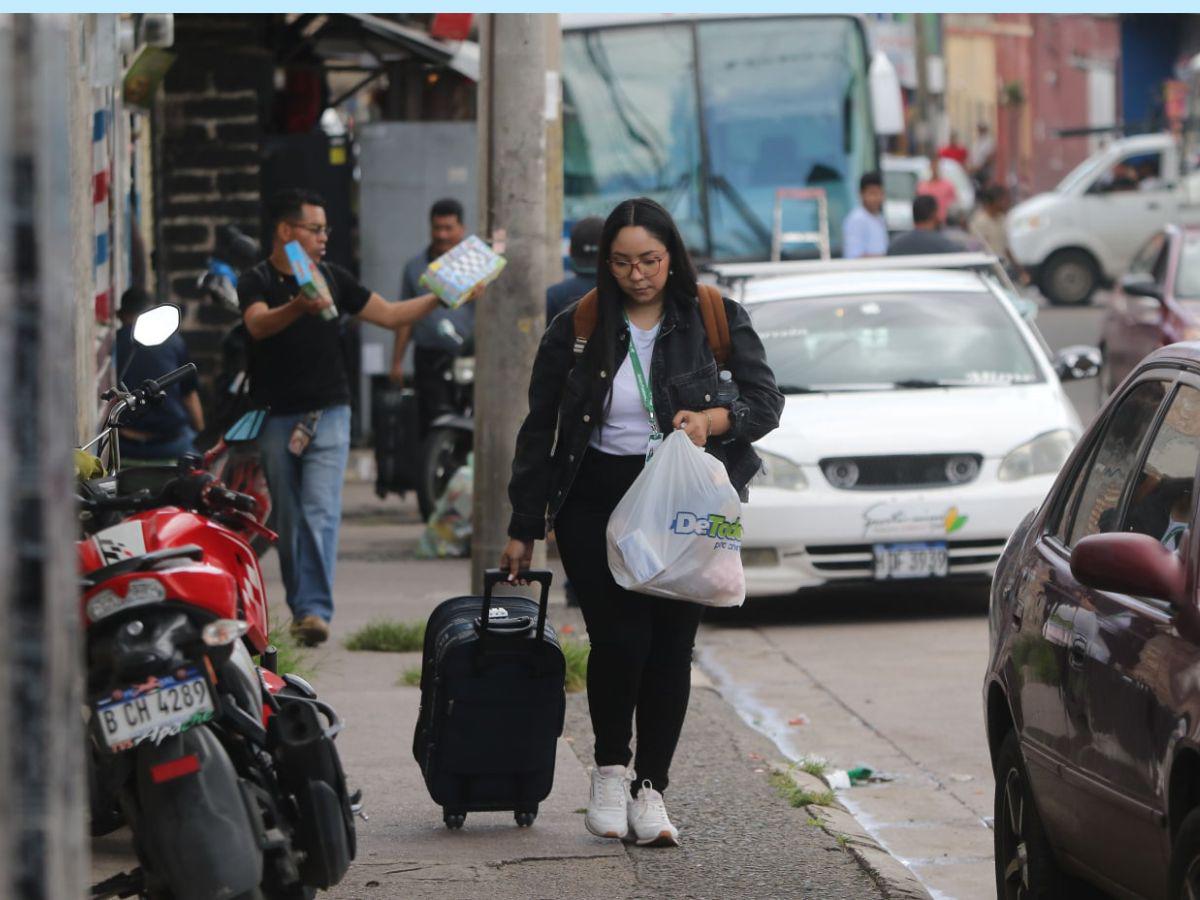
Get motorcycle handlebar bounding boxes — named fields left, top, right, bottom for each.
left=153, top=363, right=196, bottom=392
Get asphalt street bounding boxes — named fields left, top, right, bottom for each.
left=694, top=291, right=1110, bottom=900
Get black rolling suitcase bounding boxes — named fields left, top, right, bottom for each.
left=371, top=379, right=421, bottom=499
left=412, top=569, right=565, bottom=829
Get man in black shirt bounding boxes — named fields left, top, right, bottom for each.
left=887, top=195, right=961, bottom=256
left=238, top=188, right=446, bottom=645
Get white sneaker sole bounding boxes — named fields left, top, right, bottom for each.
left=585, top=818, right=629, bottom=840
left=633, top=828, right=680, bottom=848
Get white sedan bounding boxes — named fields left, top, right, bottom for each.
left=737, top=266, right=1092, bottom=598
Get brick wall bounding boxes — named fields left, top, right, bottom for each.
left=157, top=14, right=275, bottom=413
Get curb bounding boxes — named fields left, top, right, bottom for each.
left=777, top=767, right=931, bottom=900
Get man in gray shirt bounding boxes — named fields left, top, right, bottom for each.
left=390, top=198, right=475, bottom=434
left=888, top=195, right=961, bottom=256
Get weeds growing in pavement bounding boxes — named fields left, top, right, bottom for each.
left=345, top=619, right=426, bottom=653
left=769, top=770, right=835, bottom=809
left=562, top=637, right=590, bottom=693
left=799, top=757, right=829, bottom=778
left=399, top=666, right=422, bottom=687
left=265, top=627, right=315, bottom=681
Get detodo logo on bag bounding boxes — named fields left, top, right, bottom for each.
left=670, top=511, right=743, bottom=550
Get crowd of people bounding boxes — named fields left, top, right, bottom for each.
left=841, top=122, right=1023, bottom=279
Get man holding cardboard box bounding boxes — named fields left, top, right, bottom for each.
left=238, top=188, right=451, bottom=645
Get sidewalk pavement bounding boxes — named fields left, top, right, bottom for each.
left=92, top=470, right=904, bottom=899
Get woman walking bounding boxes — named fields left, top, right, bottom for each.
left=501, top=198, right=783, bottom=846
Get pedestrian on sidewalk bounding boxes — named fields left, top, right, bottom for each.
left=238, top=188, right=453, bottom=646
left=546, top=216, right=603, bottom=323
left=501, top=197, right=783, bottom=847
left=113, top=287, right=205, bottom=463
left=841, top=170, right=888, bottom=259
left=390, top=198, right=474, bottom=436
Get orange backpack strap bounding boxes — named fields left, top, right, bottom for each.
left=572, top=284, right=731, bottom=365
left=697, top=283, right=732, bottom=366
left=572, top=288, right=599, bottom=357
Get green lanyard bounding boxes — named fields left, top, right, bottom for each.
left=624, top=313, right=660, bottom=436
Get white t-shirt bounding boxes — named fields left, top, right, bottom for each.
left=589, top=319, right=660, bottom=456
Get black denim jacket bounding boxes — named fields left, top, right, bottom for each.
left=507, top=293, right=784, bottom=541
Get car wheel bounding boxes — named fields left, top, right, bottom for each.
left=1169, top=807, right=1200, bottom=899
left=1040, top=249, right=1099, bottom=306
left=994, top=731, right=1064, bottom=899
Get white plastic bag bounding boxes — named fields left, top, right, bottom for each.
left=606, top=430, right=745, bottom=607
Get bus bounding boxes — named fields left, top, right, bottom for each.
left=561, top=14, right=898, bottom=262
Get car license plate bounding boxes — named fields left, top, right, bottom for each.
left=873, top=542, right=948, bottom=580
left=94, top=669, right=215, bottom=750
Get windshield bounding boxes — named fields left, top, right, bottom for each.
left=563, top=16, right=874, bottom=262
left=883, top=169, right=918, bottom=200
left=1177, top=236, right=1200, bottom=299
left=1055, top=150, right=1111, bottom=194
left=749, top=291, right=1044, bottom=392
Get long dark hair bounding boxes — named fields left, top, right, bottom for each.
left=584, top=198, right=699, bottom=417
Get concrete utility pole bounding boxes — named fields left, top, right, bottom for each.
left=471, top=14, right=561, bottom=592
left=913, top=14, right=933, bottom=157
left=1, top=15, right=87, bottom=900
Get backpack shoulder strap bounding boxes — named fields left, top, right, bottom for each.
left=572, top=285, right=732, bottom=364
left=572, top=288, right=599, bottom=357
left=697, top=284, right=732, bottom=366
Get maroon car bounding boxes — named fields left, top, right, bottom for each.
left=985, top=342, right=1200, bottom=898
left=1099, top=224, right=1200, bottom=399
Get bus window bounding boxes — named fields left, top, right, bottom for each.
left=562, top=26, right=706, bottom=253
left=696, top=17, right=873, bottom=260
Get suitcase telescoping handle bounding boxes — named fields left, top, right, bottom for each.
left=482, top=568, right=552, bottom=642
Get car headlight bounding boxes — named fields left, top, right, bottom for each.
left=86, top=577, right=167, bottom=622
left=998, top=430, right=1075, bottom=481
left=1011, top=214, right=1047, bottom=236
left=753, top=449, right=808, bottom=490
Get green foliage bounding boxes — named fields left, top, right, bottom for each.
left=265, top=627, right=314, bottom=681
left=562, top=637, right=590, bottom=694
left=399, top=666, right=422, bottom=687
left=768, top=770, right=835, bottom=809
left=345, top=619, right=426, bottom=653
left=799, top=757, right=828, bottom=778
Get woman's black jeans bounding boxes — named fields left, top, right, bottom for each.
left=554, top=447, right=704, bottom=795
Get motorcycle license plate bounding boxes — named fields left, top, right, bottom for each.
left=873, top=542, right=948, bottom=580
left=94, top=669, right=215, bottom=750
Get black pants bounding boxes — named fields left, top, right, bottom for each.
left=554, top=448, right=704, bottom=795
left=413, top=347, right=455, bottom=437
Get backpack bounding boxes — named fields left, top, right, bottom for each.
left=571, top=284, right=731, bottom=365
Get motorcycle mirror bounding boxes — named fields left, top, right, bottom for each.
left=132, top=304, right=182, bottom=348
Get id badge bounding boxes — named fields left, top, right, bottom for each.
left=288, top=411, right=321, bottom=457
left=646, top=431, right=663, bottom=463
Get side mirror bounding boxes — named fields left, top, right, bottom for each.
left=1072, top=532, right=1188, bottom=607
left=132, top=304, right=182, bottom=348
left=1053, top=344, right=1102, bottom=381
left=1120, top=273, right=1163, bottom=302
left=868, top=52, right=904, bottom=137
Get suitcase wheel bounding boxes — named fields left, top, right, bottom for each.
left=443, top=810, right=466, bottom=830
left=514, top=807, right=537, bottom=828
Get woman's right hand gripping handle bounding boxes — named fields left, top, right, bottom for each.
left=500, top=538, right=535, bottom=583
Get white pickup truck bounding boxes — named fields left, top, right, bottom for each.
left=1007, top=132, right=1200, bottom=305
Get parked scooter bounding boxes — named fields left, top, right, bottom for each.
left=417, top=350, right=474, bottom=521
left=82, top=305, right=358, bottom=900
left=196, top=225, right=273, bottom=556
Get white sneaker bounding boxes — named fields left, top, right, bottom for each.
left=585, top=765, right=630, bottom=839
left=627, top=779, right=680, bottom=847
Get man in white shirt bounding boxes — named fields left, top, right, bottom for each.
left=969, top=122, right=996, bottom=189
left=841, top=171, right=888, bottom=259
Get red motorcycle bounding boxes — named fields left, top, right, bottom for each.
left=80, top=327, right=357, bottom=900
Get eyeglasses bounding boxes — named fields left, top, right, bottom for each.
left=290, top=222, right=332, bottom=237
left=608, top=255, right=665, bottom=278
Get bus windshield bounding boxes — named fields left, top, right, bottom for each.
left=562, top=16, right=875, bottom=262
